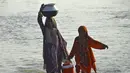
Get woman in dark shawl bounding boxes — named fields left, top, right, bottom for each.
left=37, top=4, right=68, bottom=73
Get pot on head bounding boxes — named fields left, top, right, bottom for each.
left=41, top=3, right=58, bottom=17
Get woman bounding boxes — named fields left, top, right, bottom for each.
left=68, top=26, right=108, bottom=73
left=37, top=4, right=68, bottom=73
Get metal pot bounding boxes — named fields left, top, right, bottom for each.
left=41, top=3, right=58, bottom=17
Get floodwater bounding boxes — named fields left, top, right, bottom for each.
left=0, top=0, right=130, bottom=73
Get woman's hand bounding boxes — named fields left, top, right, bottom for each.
left=67, top=58, right=72, bottom=63
left=103, top=44, right=108, bottom=49
left=67, top=56, right=72, bottom=61
left=38, top=3, right=44, bottom=17
left=39, top=3, right=44, bottom=12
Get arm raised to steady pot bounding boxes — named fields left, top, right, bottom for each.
left=37, top=4, right=45, bottom=35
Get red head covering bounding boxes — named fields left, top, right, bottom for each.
left=78, top=26, right=88, bottom=36
left=78, top=26, right=88, bottom=32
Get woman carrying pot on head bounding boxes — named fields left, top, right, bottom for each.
left=37, top=3, right=68, bottom=73
left=68, top=26, right=108, bottom=73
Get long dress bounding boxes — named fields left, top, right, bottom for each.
left=37, top=16, right=68, bottom=73
left=68, top=36, right=106, bottom=73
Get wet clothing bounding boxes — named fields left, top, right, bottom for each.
left=38, top=17, right=68, bottom=73
left=68, top=36, right=106, bottom=73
